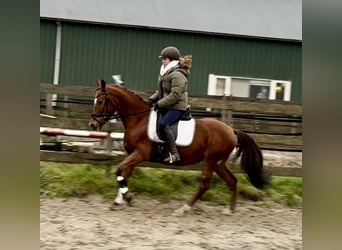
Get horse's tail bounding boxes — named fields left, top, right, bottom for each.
left=233, top=130, right=271, bottom=189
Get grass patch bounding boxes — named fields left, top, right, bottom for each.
left=40, top=163, right=115, bottom=198
left=40, top=162, right=302, bottom=208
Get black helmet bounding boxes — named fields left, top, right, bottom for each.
left=159, top=46, right=180, bottom=60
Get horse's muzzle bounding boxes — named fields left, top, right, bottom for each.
left=89, top=114, right=108, bottom=130
left=89, top=121, right=98, bottom=130
left=89, top=117, right=103, bottom=130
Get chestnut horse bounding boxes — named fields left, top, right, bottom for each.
left=89, top=79, right=270, bottom=215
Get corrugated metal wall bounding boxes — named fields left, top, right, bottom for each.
left=40, top=21, right=56, bottom=83
left=40, top=20, right=302, bottom=102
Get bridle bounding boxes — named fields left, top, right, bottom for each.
left=90, top=90, right=114, bottom=127
left=91, top=88, right=151, bottom=127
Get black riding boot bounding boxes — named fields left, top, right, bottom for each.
left=163, top=126, right=180, bottom=164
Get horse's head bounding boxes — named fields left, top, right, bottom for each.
left=89, top=79, right=117, bottom=130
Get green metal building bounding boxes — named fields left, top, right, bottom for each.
left=40, top=0, right=302, bottom=102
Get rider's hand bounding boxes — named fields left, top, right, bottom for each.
left=147, top=98, right=155, bottom=106
left=153, top=103, right=160, bottom=111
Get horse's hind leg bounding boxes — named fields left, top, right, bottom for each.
left=173, top=160, right=215, bottom=216
left=215, top=160, right=237, bottom=212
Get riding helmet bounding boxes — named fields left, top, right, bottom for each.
left=159, top=46, right=180, bottom=60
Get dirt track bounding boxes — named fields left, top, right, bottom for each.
left=40, top=195, right=302, bottom=250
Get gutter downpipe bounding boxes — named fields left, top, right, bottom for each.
left=52, top=21, right=62, bottom=106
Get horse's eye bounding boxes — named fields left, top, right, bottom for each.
left=97, top=100, right=103, bottom=104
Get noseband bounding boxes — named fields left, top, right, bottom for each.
left=91, top=90, right=117, bottom=127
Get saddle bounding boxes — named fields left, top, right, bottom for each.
left=157, top=107, right=192, bottom=138
left=147, top=106, right=195, bottom=163
left=147, top=106, right=195, bottom=147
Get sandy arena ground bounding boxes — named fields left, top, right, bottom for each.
left=40, top=196, right=302, bottom=250
left=40, top=150, right=302, bottom=250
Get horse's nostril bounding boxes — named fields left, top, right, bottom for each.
left=89, top=123, right=96, bottom=130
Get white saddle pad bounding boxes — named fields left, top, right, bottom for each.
left=147, top=110, right=195, bottom=146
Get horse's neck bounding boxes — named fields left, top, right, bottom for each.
left=109, top=86, right=149, bottom=128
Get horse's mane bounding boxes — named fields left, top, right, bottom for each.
left=107, top=84, right=149, bottom=104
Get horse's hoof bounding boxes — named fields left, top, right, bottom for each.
left=123, top=191, right=134, bottom=206
left=172, top=204, right=191, bottom=216
left=109, top=203, right=120, bottom=211
left=222, top=208, right=234, bottom=215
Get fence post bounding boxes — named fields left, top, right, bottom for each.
left=105, top=133, right=113, bottom=178
left=221, top=95, right=233, bottom=127
left=45, top=93, right=53, bottom=115
left=63, top=95, right=69, bottom=117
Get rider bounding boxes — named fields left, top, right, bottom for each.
left=148, top=46, right=192, bottom=164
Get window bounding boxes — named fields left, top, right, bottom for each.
left=208, top=74, right=292, bottom=101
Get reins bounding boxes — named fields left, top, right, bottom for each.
left=91, top=88, right=152, bottom=122
left=106, top=108, right=152, bottom=120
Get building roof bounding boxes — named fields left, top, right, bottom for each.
left=40, top=0, right=302, bottom=42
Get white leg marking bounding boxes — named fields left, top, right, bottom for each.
left=114, top=187, right=129, bottom=204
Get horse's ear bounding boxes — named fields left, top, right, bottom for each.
left=100, top=79, right=106, bottom=90
left=96, top=79, right=101, bottom=88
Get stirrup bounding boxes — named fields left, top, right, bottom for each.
left=164, top=152, right=180, bottom=164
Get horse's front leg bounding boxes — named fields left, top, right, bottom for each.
left=110, top=150, right=144, bottom=209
